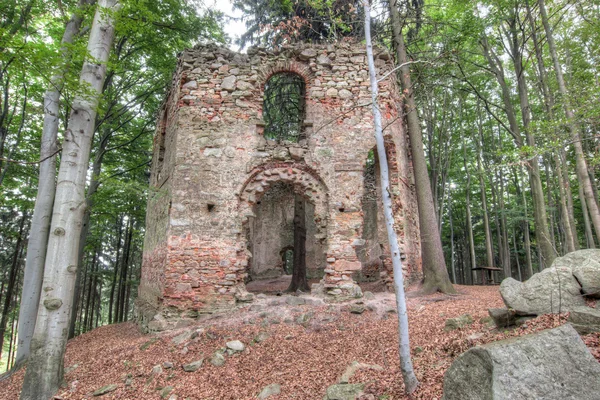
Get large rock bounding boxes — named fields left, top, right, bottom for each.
left=551, top=249, right=600, bottom=269
left=258, top=383, right=281, bottom=399
left=444, top=314, right=473, bottom=331
left=568, top=306, right=600, bottom=334
left=500, top=267, right=585, bottom=315
left=553, top=249, right=600, bottom=298
left=488, top=308, right=517, bottom=328
left=442, top=324, right=600, bottom=400
left=324, top=383, right=365, bottom=400
left=226, top=340, right=245, bottom=352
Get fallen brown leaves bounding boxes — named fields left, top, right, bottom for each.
left=1, top=286, right=597, bottom=400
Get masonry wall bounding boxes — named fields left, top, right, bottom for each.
left=138, top=41, right=422, bottom=329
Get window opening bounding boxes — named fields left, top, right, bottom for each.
left=282, top=248, right=294, bottom=275
left=263, top=72, right=306, bottom=142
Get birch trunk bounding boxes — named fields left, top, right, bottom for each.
left=14, top=0, right=96, bottom=367
left=20, top=1, right=119, bottom=398
left=363, top=2, right=418, bottom=393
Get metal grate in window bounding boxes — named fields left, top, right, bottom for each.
left=263, top=73, right=306, bottom=142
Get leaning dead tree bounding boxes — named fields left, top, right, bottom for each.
left=363, top=0, right=419, bottom=394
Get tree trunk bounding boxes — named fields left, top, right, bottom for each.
left=287, top=194, right=309, bottom=292
left=513, top=228, right=522, bottom=281
left=525, top=0, right=579, bottom=250
left=108, top=215, right=124, bottom=324
left=481, top=32, right=555, bottom=268
left=0, top=213, right=26, bottom=363
left=475, top=103, right=495, bottom=270
left=20, top=2, right=119, bottom=398
left=83, top=250, right=98, bottom=333
left=538, top=0, right=600, bottom=241
left=449, top=196, right=456, bottom=284
left=364, top=6, right=419, bottom=392
left=462, top=137, right=477, bottom=284
left=514, top=169, right=534, bottom=277
left=389, top=0, right=454, bottom=294
left=15, top=0, right=96, bottom=367
left=579, top=183, right=596, bottom=249
left=69, top=124, right=110, bottom=337
left=117, top=218, right=133, bottom=322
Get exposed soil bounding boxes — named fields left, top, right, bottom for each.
left=2, top=285, right=598, bottom=399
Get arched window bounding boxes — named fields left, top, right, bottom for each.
left=263, top=72, right=306, bottom=142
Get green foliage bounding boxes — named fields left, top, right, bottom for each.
left=233, top=0, right=365, bottom=47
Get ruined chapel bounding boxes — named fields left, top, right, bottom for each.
left=137, top=41, right=422, bottom=331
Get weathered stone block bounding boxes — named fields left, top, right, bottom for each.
left=442, top=324, right=600, bottom=400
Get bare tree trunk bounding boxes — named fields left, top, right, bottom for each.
left=69, top=124, right=110, bottom=337
left=579, top=184, right=596, bottom=249
left=538, top=0, right=600, bottom=241
left=498, top=169, right=511, bottom=277
left=20, top=2, right=119, bottom=398
left=0, top=213, right=26, bottom=362
left=449, top=197, right=456, bottom=284
left=481, top=32, right=555, bottom=268
left=525, top=0, right=579, bottom=250
left=364, top=4, right=419, bottom=392
left=462, top=137, right=477, bottom=284
left=83, top=250, right=98, bottom=332
left=109, top=215, right=124, bottom=324
left=475, top=103, right=495, bottom=270
left=117, top=218, right=133, bottom=322
left=15, top=0, right=96, bottom=367
left=389, top=0, right=454, bottom=294
left=516, top=170, right=534, bottom=277
left=287, top=195, right=309, bottom=292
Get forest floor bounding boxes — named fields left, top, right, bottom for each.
left=2, top=285, right=599, bottom=400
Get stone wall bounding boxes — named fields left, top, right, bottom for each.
left=137, top=41, right=422, bottom=329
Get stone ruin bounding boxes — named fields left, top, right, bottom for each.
left=136, top=41, right=422, bottom=331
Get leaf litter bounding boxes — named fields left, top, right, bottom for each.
left=1, top=285, right=597, bottom=399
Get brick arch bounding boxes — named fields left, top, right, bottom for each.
left=258, top=60, right=314, bottom=89
left=237, top=162, right=329, bottom=238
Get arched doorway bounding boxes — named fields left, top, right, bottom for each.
left=238, top=163, right=328, bottom=294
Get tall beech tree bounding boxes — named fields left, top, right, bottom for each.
left=389, top=0, right=455, bottom=294
left=15, top=0, right=97, bottom=367
left=20, top=1, right=120, bottom=398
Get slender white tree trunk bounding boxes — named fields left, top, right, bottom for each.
left=363, top=2, right=419, bottom=393
left=20, top=1, right=119, bottom=398
left=15, top=0, right=96, bottom=368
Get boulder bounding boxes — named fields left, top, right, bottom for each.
left=182, top=359, right=203, bottom=372
left=349, top=304, right=366, bottom=314
left=444, top=314, right=473, bottom=331
left=258, top=383, right=281, bottom=399
left=93, top=384, right=118, bottom=396
left=500, top=267, right=585, bottom=315
left=285, top=296, right=306, bottom=306
left=552, top=249, right=600, bottom=298
left=254, top=331, right=270, bottom=343
left=488, top=308, right=517, bottom=328
left=442, top=324, right=600, bottom=400
left=339, top=361, right=383, bottom=384
left=568, top=306, right=600, bottom=334
left=210, top=352, right=226, bottom=367
left=226, top=340, right=245, bottom=352
left=324, top=383, right=365, bottom=400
